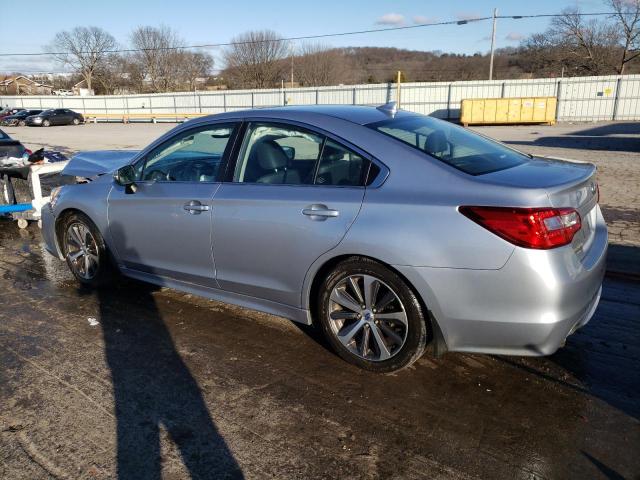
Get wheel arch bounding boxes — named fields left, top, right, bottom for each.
left=54, top=207, right=113, bottom=259
left=305, top=253, right=447, bottom=355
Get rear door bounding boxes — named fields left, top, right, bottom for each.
left=212, top=120, right=374, bottom=307
left=108, top=122, right=240, bottom=286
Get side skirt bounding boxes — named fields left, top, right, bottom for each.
left=119, top=266, right=313, bottom=326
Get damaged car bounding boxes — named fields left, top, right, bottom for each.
left=41, top=105, right=607, bottom=372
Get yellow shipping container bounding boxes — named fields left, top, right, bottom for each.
left=460, top=97, right=556, bottom=126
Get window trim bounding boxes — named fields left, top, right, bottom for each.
left=134, top=121, right=241, bottom=185
left=223, top=117, right=388, bottom=189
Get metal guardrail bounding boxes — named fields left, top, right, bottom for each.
left=1, top=74, right=638, bottom=122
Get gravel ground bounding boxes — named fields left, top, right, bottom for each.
left=0, top=222, right=638, bottom=480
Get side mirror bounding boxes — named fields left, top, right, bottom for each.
left=114, top=165, right=137, bottom=192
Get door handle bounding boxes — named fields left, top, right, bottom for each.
left=184, top=200, right=210, bottom=214
left=302, top=204, right=339, bottom=220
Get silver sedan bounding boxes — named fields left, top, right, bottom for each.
left=42, top=104, right=607, bottom=372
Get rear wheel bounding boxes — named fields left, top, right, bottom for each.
left=61, top=212, right=113, bottom=287
left=317, top=257, right=429, bottom=373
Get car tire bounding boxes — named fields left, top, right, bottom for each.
left=317, top=256, right=430, bottom=373
left=18, top=120, right=26, bottom=127
left=61, top=212, right=114, bottom=287
left=72, top=118, right=80, bottom=125
left=43, top=119, right=50, bottom=127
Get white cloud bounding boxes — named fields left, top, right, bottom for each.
left=505, top=32, right=525, bottom=42
left=376, top=13, right=405, bottom=26
left=413, top=15, right=438, bottom=24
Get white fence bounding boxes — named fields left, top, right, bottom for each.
left=1, top=74, right=639, bottom=122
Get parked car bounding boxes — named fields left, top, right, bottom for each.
left=25, top=109, right=84, bottom=127
left=41, top=104, right=607, bottom=372
left=53, top=89, right=74, bottom=96
left=1, top=109, right=44, bottom=127
left=0, top=108, right=25, bottom=120
left=0, top=128, right=29, bottom=158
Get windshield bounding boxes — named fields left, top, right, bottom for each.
left=367, top=115, right=529, bottom=175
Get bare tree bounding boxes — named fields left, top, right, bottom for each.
left=179, top=51, right=214, bottom=90
left=130, top=25, right=182, bottom=92
left=549, top=7, right=619, bottom=75
left=49, top=26, right=117, bottom=92
left=223, top=30, right=288, bottom=88
left=295, top=43, right=346, bottom=86
left=608, top=0, right=640, bottom=73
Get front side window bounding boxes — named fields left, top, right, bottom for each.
left=233, top=122, right=371, bottom=186
left=367, top=116, right=528, bottom=175
left=140, top=123, right=237, bottom=182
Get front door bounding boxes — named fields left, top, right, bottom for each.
left=212, top=121, right=370, bottom=307
left=108, top=122, right=239, bottom=286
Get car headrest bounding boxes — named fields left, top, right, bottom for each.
left=425, top=130, right=448, bottom=154
left=251, top=140, right=289, bottom=170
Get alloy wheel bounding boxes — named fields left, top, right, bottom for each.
left=327, top=274, right=408, bottom=362
left=65, top=222, right=99, bottom=280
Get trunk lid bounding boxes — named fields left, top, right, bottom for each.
left=62, top=150, right=140, bottom=178
left=479, top=157, right=598, bottom=259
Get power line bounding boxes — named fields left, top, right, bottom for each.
left=1, top=12, right=633, bottom=60
left=0, top=11, right=631, bottom=58
left=0, top=17, right=491, bottom=58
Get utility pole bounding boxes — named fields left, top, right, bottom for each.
left=290, top=42, right=294, bottom=88
left=489, top=8, right=498, bottom=80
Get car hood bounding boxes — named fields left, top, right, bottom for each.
left=62, top=150, right=140, bottom=178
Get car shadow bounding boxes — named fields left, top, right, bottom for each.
left=84, top=221, right=243, bottom=479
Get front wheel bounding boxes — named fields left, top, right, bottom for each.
left=18, top=120, right=26, bottom=127
left=61, top=212, right=113, bottom=287
left=72, top=118, right=80, bottom=125
left=317, top=257, right=429, bottom=373
left=42, top=119, right=50, bottom=127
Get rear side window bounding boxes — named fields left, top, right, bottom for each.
left=367, top=116, right=528, bottom=175
left=233, top=122, right=371, bottom=187
left=316, top=139, right=367, bottom=186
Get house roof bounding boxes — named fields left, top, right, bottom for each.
left=0, top=75, right=53, bottom=88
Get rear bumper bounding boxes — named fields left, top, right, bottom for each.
left=396, top=205, right=608, bottom=356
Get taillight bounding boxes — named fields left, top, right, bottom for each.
left=459, top=206, right=581, bottom=249
left=25, top=148, right=32, bottom=155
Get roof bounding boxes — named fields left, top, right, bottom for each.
left=207, top=104, right=418, bottom=126
left=0, top=75, right=53, bottom=88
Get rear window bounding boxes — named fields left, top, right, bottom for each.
left=367, top=116, right=528, bottom=175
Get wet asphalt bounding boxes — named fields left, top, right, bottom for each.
left=0, top=220, right=638, bottom=480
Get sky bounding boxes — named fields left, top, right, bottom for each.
left=0, top=0, right=607, bottom=74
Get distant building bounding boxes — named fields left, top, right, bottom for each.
left=0, top=76, right=53, bottom=95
